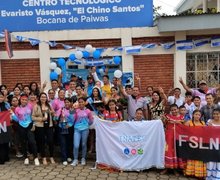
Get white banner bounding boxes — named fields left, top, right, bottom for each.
left=95, top=119, right=165, bottom=171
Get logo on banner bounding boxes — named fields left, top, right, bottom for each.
left=123, top=147, right=143, bottom=155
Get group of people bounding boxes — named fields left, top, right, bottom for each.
left=0, top=66, right=220, bottom=179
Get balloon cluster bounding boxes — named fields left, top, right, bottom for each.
left=49, top=58, right=66, bottom=80
left=49, top=44, right=122, bottom=81
left=69, top=44, right=101, bottom=62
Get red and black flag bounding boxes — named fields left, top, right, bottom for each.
left=0, top=111, right=11, bottom=144
left=4, top=29, right=13, bottom=58
left=175, top=124, right=220, bottom=162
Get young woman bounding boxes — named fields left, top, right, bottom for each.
left=110, top=87, right=120, bottom=102
left=29, top=82, right=40, bottom=97
left=8, top=86, right=21, bottom=105
left=71, top=97, right=94, bottom=166
left=103, top=99, right=123, bottom=122
left=206, top=109, right=220, bottom=180
left=23, top=85, right=31, bottom=96
left=55, top=98, right=74, bottom=165
left=11, top=97, right=23, bottom=158
left=161, top=104, right=185, bottom=176
left=0, top=85, right=9, bottom=102
left=65, top=81, right=77, bottom=98
left=47, top=89, right=55, bottom=106
left=148, top=88, right=167, bottom=120
left=184, top=110, right=206, bottom=178
left=28, top=91, right=38, bottom=111
left=32, top=92, right=55, bottom=165
left=0, top=92, right=11, bottom=165
left=12, top=94, right=40, bottom=166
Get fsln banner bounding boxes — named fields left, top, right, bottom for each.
left=0, top=0, right=153, bottom=32
left=0, top=111, right=11, bottom=144
left=95, top=119, right=165, bottom=171
left=175, top=124, right=220, bottom=162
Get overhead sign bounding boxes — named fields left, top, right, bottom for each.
left=0, top=0, right=153, bottom=32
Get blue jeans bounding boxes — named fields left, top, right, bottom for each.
left=73, top=129, right=89, bottom=160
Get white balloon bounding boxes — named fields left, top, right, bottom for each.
left=114, top=70, right=122, bottom=78
left=85, top=44, right=93, bottom=53
left=75, top=51, right=83, bottom=59
left=49, top=62, right=57, bottom=70
left=54, top=67, right=62, bottom=75
left=92, top=47, right=96, bottom=52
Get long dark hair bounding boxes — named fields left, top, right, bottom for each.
left=106, top=99, right=119, bottom=114
left=29, top=82, right=40, bottom=96
left=37, top=92, right=51, bottom=110
left=152, top=91, right=162, bottom=106
left=90, top=87, right=102, bottom=101
left=192, top=109, right=203, bottom=125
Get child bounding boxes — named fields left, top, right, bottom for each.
left=131, top=108, right=144, bottom=121
left=161, top=104, right=185, bottom=175
left=55, top=98, right=74, bottom=165
left=71, top=97, right=94, bottom=166
left=184, top=92, right=194, bottom=119
left=103, top=99, right=123, bottom=122
left=179, top=105, right=190, bottom=121
left=184, top=110, right=206, bottom=178
left=206, top=109, right=220, bottom=180
left=12, top=94, right=40, bottom=166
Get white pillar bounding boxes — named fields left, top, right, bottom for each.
left=174, top=31, right=186, bottom=90
left=39, top=32, right=51, bottom=88
left=203, top=0, right=207, bottom=13
left=120, top=28, right=133, bottom=73
left=217, top=0, right=220, bottom=12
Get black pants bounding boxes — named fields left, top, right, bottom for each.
left=0, top=143, right=9, bottom=164
left=59, top=127, right=73, bottom=162
left=35, top=127, right=54, bottom=157
left=18, top=124, right=37, bottom=158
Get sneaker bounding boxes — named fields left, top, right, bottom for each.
left=42, top=158, right=47, bottom=165
left=16, top=152, right=23, bottom=158
left=50, top=157, right=55, bottom=164
left=67, top=158, right=72, bottom=163
left=34, top=158, right=40, bottom=166
left=70, top=160, right=78, bottom=166
left=24, top=158, right=29, bottom=165
left=81, top=158, right=86, bottom=166
left=63, top=161, right=68, bottom=166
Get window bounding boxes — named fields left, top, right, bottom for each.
left=186, top=52, right=220, bottom=88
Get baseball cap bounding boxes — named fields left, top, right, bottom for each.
left=199, top=80, right=207, bottom=85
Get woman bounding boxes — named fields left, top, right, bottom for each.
left=86, top=87, right=104, bottom=153
left=12, top=94, right=40, bottom=166
left=8, top=86, right=21, bottom=105
left=55, top=98, right=74, bottom=165
left=148, top=87, right=167, bottom=120
left=71, top=97, right=93, bottom=166
left=32, top=92, right=55, bottom=165
left=29, top=82, right=40, bottom=97
left=0, top=92, right=11, bottom=165
left=0, top=85, right=9, bottom=102
left=28, top=91, right=38, bottom=111
left=23, top=85, right=31, bottom=96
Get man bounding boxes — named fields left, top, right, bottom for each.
left=167, top=87, right=185, bottom=107
left=118, top=81, right=148, bottom=120
left=43, top=79, right=60, bottom=99
left=200, top=93, right=220, bottom=123
left=179, top=77, right=218, bottom=107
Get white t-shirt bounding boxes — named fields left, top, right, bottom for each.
left=168, top=96, right=185, bottom=107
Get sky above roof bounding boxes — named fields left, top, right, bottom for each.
left=153, top=0, right=182, bottom=15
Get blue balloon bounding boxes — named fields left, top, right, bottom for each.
left=69, top=54, right=76, bottom=61
left=50, top=72, right=58, bottom=80
left=93, top=50, right=101, bottom=59
left=113, top=56, right=121, bottom=65
left=57, top=58, right=65, bottom=67
left=83, top=51, right=90, bottom=58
